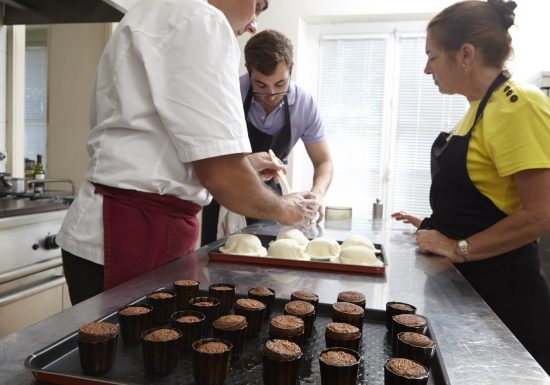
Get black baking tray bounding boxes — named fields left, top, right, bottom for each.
left=25, top=289, right=450, bottom=385
left=209, top=234, right=387, bottom=275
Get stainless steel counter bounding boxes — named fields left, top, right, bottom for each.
left=1, top=218, right=549, bottom=384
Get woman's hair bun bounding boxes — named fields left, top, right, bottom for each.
left=489, top=0, right=517, bottom=29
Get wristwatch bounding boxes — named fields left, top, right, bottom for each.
left=457, top=239, right=470, bottom=262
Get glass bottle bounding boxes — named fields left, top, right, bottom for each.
left=33, top=154, right=45, bottom=193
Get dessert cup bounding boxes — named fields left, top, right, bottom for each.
left=189, top=296, right=221, bottom=331
left=146, top=289, right=177, bottom=327
left=386, top=301, right=416, bottom=331
left=192, top=338, right=233, bottom=385
left=331, top=302, right=364, bottom=330
left=170, top=310, right=205, bottom=350
left=234, top=298, right=266, bottom=336
left=248, top=286, right=276, bottom=319
left=118, top=304, right=153, bottom=343
left=391, top=314, right=428, bottom=353
left=319, top=347, right=361, bottom=385
left=384, top=357, right=429, bottom=385
left=269, top=314, right=305, bottom=347
left=208, top=283, right=236, bottom=316
left=396, top=332, right=436, bottom=370
left=78, top=321, right=118, bottom=375
left=212, top=315, right=248, bottom=359
left=325, top=322, right=361, bottom=352
left=173, top=279, right=200, bottom=310
left=141, top=327, right=182, bottom=375
left=262, top=339, right=303, bottom=385
left=284, top=300, right=315, bottom=339
left=337, top=291, right=366, bottom=308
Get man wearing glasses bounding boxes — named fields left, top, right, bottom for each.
left=202, top=30, right=333, bottom=245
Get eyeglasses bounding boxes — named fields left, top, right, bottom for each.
left=252, top=90, right=289, bottom=98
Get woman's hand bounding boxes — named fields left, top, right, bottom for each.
left=416, top=229, right=465, bottom=263
left=391, top=211, right=422, bottom=228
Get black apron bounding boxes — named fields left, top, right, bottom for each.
left=427, top=73, right=550, bottom=372
left=200, top=87, right=293, bottom=244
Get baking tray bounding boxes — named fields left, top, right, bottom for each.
left=208, top=235, right=387, bottom=275
left=25, top=290, right=450, bottom=385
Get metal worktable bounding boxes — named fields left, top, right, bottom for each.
left=1, top=218, right=549, bottom=384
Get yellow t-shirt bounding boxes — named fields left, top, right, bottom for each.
left=453, top=80, right=550, bottom=215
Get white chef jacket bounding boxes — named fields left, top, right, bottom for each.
left=57, top=0, right=251, bottom=265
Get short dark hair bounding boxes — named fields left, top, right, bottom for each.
left=427, top=0, right=516, bottom=68
left=244, top=29, right=294, bottom=75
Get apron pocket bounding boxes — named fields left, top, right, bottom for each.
left=166, top=216, right=197, bottom=257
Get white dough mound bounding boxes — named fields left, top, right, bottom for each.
left=268, top=239, right=309, bottom=260
left=219, top=234, right=267, bottom=257
left=276, top=228, right=309, bottom=248
left=338, top=245, right=383, bottom=267
left=305, top=237, right=340, bottom=259
left=341, top=234, right=376, bottom=250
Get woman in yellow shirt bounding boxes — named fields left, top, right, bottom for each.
left=393, top=0, right=550, bottom=373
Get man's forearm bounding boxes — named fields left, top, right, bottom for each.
left=311, top=162, right=333, bottom=197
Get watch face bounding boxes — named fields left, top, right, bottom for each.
left=458, top=240, right=468, bottom=255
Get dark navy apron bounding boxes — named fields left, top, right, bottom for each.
left=200, top=87, right=292, bottom=244
left=426, top=73, right=550, bottom=372
left=243, top=87, right=292, bottom=224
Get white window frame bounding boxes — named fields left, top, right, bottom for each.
left=293, top=19, right=467, bottom=220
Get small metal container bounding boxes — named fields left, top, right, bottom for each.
left=372, top=198, right=383, bottom=219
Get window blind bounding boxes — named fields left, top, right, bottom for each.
left=318, top=37, right=388, bottom=219
left=315, top=33, right=467, bottom=220
left=390, top=36, right=467, bottom=218
left=24, top=46, right=48, bottom=168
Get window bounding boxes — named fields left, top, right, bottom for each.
left=24, top=27, right=49, bottom=173
left=294, top=21, right=467, bottom=220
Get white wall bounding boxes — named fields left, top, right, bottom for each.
left=47, top=23, right=111, bottom=191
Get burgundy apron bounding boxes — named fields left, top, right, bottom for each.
left=426, top=73, right=550, bottom=372
left=94, top=184, right=201, bottom=289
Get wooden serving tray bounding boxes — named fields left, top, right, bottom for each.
left=208, top=234, right=386, bottom=275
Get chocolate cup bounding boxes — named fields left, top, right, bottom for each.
left=234, top=306, right=265, bottom=336
left=173, top=280, right=200, bottom=310
left=396, top=332, right=436, bottom=370
left=337, top=297, right=366, bottom=309
left=146, top=289, right=177, bottom=327
left=248, top=287, right=276, bottom=319
left=192, top=338, right=233, bottom=385
left=268, top=329, right=305, bottom=347
left=141, top=327, right=182, bottom=376
left=170, top=310, right=205, bottom=350
left=319, top=347, right=361, bottom=385
left=189, top=296, right=221, bottom=331
left=262, top=347, right=303, bottom=385
left=290, top=292, right=319, bottom=320
left=78, top=335, right=118, bottom=375
left=212, top=323, right=247, bottom=359
left=209, top=283, right=236, bottom=316
left=331, top=312, right=364, bottom=331
left=386, top=301, right=417, bottom=331
left=384, top=358, right=429, bottom=385
left=325, top=334, right=361, bottom=353
left=118, top=304, right=153, bottom=343
left=391, top=315, right=428, bottom=353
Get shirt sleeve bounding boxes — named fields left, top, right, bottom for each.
left=142, top=11, right=251, bottom=163
left=295, top=87, right=325, bottom=144
left=485, top=90, right=550, bottom=177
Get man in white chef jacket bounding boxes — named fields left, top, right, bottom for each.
left=57, top=0, right=319, bottom=305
